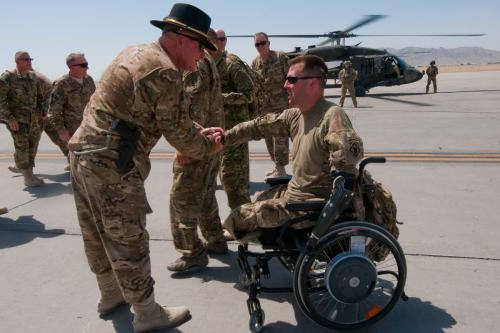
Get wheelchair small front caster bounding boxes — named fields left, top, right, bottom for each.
left=249, top=309, right=265, bottom=333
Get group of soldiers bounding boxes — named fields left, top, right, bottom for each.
left=0, top=3, right=396, bottom=332
left=0, top=51, right=95, bottom=187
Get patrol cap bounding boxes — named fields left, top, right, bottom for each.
left=150, top=3, right=216, bottom=51
left=344, top=60, right=352, bottom=65
left=15, top=51, right=32, bottom=61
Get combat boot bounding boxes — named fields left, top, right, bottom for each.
left=266, top=164, right=287, bottom=177
left=167, top=251, right=209, bottom=272
left=8, top=165, right=22, bottom=173
left=132, top=294, right=190, bottom=333
left=206, top=240, right=228, bottom=254
left=21, top=168, right=44, bottom=187
left=96, top=271, right=127, bottom=316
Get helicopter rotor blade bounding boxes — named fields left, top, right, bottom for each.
left=355, top=34, right=485, bottom=37
left=227, top=34, right=331, bottom=38
left=342, top=15, right=387, bottom=33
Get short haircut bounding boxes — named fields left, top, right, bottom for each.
left=289, top=55, right=328, bottom=85
left=253, top=32, right=268, bottom=40
left=15, top=51, right=30, bottom=61
left=66, top=52, right=85, bottom=66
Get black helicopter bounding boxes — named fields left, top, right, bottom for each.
left=229, top=15, right=484, bottom=96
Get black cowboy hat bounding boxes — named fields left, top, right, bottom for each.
left=150, top=3, right=216, bottom=51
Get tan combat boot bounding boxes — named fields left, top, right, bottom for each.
left=132, top=294, right=190, bottom=333
left=8, top=165, right=22, bottom=173
left=96, top=271, right=127, bottom=316
left=266, top=164, right=287, bottom=178
left=167, top=251, right=209, bottom=272
left=21, top=168, right=44, bottom=187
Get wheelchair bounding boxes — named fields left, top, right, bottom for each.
left=236, top=157, right=408, bottom=332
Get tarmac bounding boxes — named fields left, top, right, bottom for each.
left=1, top=70, right=500, bottom=333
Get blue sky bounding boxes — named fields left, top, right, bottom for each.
left=1, top=0, right=498, bottom=80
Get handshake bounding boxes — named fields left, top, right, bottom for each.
left=176, top=127, right=225, bottom=166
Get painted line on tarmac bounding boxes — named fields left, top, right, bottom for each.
left=1, top=152, right=500, bottom=162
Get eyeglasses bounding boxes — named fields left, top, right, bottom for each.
left=254, top=41, right=267, bottom=47
left=285, top=76, right=323, bottom=84
left=174, top=31, right=204, bottom=51
left=72, top=62, right=89, bottom=68
left=19, top=58, right=33, bottom=62
left=217, top=36, right=227, bottom=42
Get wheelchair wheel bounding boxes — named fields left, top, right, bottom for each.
left=293, top=221, right=406, bottom=330
left=249, top=309, right=265, bottom=333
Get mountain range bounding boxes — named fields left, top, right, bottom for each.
left=385, top=47, right=500, bottom=66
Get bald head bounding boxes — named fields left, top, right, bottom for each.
left=215, top=28, right=227, bottom=52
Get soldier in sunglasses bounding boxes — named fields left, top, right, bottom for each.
left=222, top=55, right=364, bottom=241
left=47, top=52, right=96, bottom=170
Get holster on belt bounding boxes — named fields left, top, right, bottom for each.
left=110, top=119, right=139, bottom=173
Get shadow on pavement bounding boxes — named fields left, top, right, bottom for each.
left=38, top=171, right=71, bottom=183
left=0, top=215, right=65, bottom=249
left=250, top=181, right=269, bottom=197
left=23, top=180, right=72, bottom=198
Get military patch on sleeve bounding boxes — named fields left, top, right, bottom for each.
left=349, top=138, right=362, bottom=157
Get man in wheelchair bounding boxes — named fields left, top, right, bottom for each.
left=222, top=54, right=364, bottom=241
left=221, top=55, right=407, bottom=333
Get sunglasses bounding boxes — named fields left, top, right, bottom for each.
left=20, top=58, right=33, bottom=62
left=285, top=76, right=323, bottom=84
left=72, top=62, right=89, bottom=68
left=217, top=36, right=227, bottom=42
left=175, top=31, right=204, bottom=50
left=254, top=41, right=267, bottom=47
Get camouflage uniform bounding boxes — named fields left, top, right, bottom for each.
left=216, top=51, right=253, bottom=209
left=426, top=64, right=438, bottom=93
left=47, top=73, right=96, bottom=155
left=252, top=50, right=290, bottom=168
left=223, top=99, right=364, bottom=240
left=68, top=41, right=219, bottom=304
left=339, top=66, right=358, bottom=107
left=0, top=69, right=48, bottom=169
left=170, top=53, right=225, bottom=257
left=32, top=74, right=69, bottom=157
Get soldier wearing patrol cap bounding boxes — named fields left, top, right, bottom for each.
left=339, top=60, right=358, bottom=107
left=426, top=60, right=438, bottom=93
left=68, top=3, right=221, bottom=332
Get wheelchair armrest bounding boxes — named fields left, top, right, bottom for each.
left=265, top=175, right=292, bottom=187
left=286, top=200, right=326, bottom=212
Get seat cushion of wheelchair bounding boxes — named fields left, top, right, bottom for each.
left=285, top=200, right=326, bottom=212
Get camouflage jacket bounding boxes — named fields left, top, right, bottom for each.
left=183, top=53, right=223, bottom=128
left=0, top=69, right=51, bottom=124
left=225, top=98, right=363, bottom=201
left=426, top=65, right=438, bottom=78
left=48, top=74, right=96, bottom=134
left=339, top=68, right=357, bottom=84
left=69, top=41, right=217, bottom=180
left=216, top=51, right=254, bottom=106
left=251, top=50, right=289, bottom=111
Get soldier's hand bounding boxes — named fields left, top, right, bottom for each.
left=201, top=127, right=225, bottom=153
left=59, top=130, right=71, bottom=142
left=8, top=119, right=19, bottom=132
left=175, top=151, right=192, bottom=166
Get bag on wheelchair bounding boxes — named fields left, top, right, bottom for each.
left=361, top=170, right=400, bottom=260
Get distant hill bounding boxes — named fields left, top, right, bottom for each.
left=385, top=47, right=500, bottom=66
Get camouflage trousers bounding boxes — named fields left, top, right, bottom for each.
left=221, top=104, right=251, bottom=210
left=426, top=77, right=437, bottom=93
left=170, top=155, right=225, bottom=257
left=263, top=107, right=289, bottom=167
left=223, top=184, right=310, bottom=241
left=70, top=152, right=154, bottom=304
left=8, top=118, right=43, bottom=169
left=43, top=119, right=69, bottom=156
left=340, top=82, right=357, bottom=107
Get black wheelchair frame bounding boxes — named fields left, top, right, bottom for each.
left=237, top=157, right=408, bottom=332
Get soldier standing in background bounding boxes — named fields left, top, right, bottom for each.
left=68, top=4, right=223, bottom=332
left=252, top=32, right=290, bottom=177
left=48, top=52, right=96, bottom=170
left=168, top=43, right=227, bottom=272
left=339, top=60, right=358, bottom=108
left=426, top=60, right=439, bottom=93
left=0, top=51, right=49, bottom=187
left=209, top=28, right=253, bottom=210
